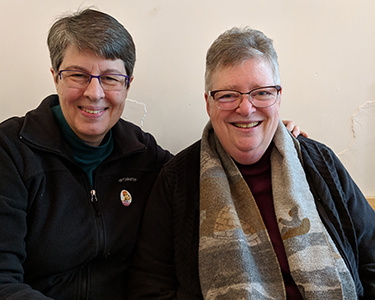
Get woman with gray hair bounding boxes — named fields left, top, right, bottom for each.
left=0, top=9, right=172, bottom=299
left=129, top=27, right=375, bottom=299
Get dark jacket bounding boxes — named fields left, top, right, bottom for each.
left=129, top=137, right=375, bottom=299
left=0, top=95, right=172, bottom=299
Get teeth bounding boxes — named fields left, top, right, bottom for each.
left=82, top=108, right=105, bottom=114
left=234, top=122, right=259, bottom=128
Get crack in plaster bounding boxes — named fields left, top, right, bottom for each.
left=123, top=98, right=147, bottom=127
left=337, top=99, right=375, bottom=196
left=338, top=100, right=375, bottom=155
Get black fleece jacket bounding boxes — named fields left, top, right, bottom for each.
left=0, top=95, right=172, bottom=299
left=129, top=136, right=375, bottom=299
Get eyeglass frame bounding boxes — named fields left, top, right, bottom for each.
left=58, top=70, right=130, bottom=91
left=208, top=85, right=282, bottom=110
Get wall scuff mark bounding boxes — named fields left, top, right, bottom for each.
left=148, top=7, right=161, bottom=17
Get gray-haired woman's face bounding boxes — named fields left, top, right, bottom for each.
left=205, top=58, right=281, bottom=165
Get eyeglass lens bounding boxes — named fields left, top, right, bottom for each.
left=213, top=87, right=279, bottom=109
left=59, top=70, right=128, bottom=91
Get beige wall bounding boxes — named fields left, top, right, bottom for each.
left=0, top=0, right=374, bottom=196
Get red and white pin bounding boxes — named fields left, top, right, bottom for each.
left=120, top=190, right=132, bottom=206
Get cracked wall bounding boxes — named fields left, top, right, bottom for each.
left=122, top=99, right=147, bottom=128
left=338, top=100, right=375, bottom=197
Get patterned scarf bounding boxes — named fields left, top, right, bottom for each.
left=199, top=120, right=356, bottom=299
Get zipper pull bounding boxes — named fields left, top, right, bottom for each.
left=90, top=189, right=98, bottom=202
left=90, top=190, right=101, bottom=216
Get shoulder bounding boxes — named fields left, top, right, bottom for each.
left=114, top=119, right=150, bottom=140
left=0, top=116, right=26, bottom=162
left=0, top=116, right=24, bottom=137
left=297, top=136, right=352, bottom=192
left=175, top=140, right=201, bottom=159
left=297, top=136, right=355, bottom=203
left=114, top=119, right=160, bottom=147
left=159, top=140, right=201, bottom=189
left=297, top=135, right=334, bottom=154
left=297, top=135, right=341, bottom=168
left=165, top=140, right=201, bottom=170
left=113, top=119, right=173, bottom=165
left=0, top=95, right=59, bottom=142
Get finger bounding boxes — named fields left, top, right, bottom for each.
left=291, top=125, right=300, bottom=138
left=300, top=130, right=309, bottom=138
left=282, top=120, right=294, bottom=132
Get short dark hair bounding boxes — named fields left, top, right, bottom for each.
left=48, top=8, right=136, bottom=78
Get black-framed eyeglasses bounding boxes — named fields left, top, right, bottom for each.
left=209, top=85, right=282, bottom=110
left=58, top=70, right=130, bottom=91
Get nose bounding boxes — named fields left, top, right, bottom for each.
left=236, top=94, right=256, bottom=116
left=83, top=77, right=105, bottom=100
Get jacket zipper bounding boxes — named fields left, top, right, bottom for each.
left=90, top=189, right=105, bottom=246
left=90, top=189, right=106, bottom=258
left=79, top=188, right=105, bottom=299
left=90, top=189, right=101, bottom=217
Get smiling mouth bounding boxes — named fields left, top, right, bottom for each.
left=80, top=107, right=107, bottom=114
left=233, top=122, right=260, bottom=128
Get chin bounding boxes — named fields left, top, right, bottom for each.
left=232, top=146, right=265, bottom=165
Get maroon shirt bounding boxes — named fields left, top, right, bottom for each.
left=235, top=144, right=303, bottom=300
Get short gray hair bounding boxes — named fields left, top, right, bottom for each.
left=205, top=27, right=280, bottom=91
left=47, top=8, right=136, bottom=78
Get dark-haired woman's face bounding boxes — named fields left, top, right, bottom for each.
left=51, top=45, right=132, bottom=146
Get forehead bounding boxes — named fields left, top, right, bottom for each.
left=61, top=45, right=126, bottom=73
left=211, top=59, right=275, bottom=90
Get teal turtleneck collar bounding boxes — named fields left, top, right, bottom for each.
left=51, top=104, right=114, bottom=188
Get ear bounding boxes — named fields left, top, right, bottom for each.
left=50, top=68, right=59, bottom=88
left=277, top=86, right=282, bottom=106
left=50, top=67, right=58, bottom=83
left=204, top=92, right=211, bottom=117
left=126, top=76, right=134, bottom=91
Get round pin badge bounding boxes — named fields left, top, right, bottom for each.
left=120, top=190, right=132, bottom=206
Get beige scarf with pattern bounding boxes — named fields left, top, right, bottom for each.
left=199, top=120, right=356, bottom=299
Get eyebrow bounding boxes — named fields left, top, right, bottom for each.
left=62, top=65, right=125, bottom=74
left=223, top=84, right=272, bottom=91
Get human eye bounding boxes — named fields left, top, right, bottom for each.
left=101, top=75, right=119, bottom=82
left=215, top=91, right=239, bottom=102
left=100, top=75, right=124, bottom=87
left=66, top=71, right=89, bottom=82
left=251, top=88, right=274, bottom=100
